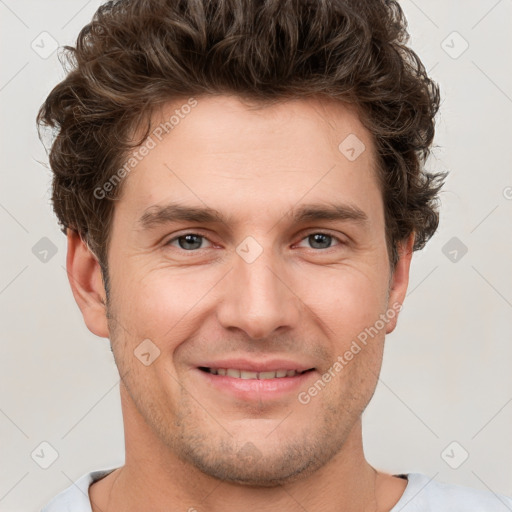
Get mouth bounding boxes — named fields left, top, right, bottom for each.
left=198, top=367, right=315, bottom=379
left=194, top=364, right=317, bottom=401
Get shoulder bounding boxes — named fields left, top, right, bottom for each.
left=391, top=473, right=512, bottom=512
left=40, top=467, right=118, bottom=512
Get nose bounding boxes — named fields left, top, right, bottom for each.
left=216, top=244, right=301, bottom=340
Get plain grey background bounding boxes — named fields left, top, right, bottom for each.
left=1, top=1, right=511, bottom=510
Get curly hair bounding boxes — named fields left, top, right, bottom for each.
left=37, top=0, right=446, bottom=275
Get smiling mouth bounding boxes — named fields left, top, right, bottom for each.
left=198, top=367, right=315, bottom=379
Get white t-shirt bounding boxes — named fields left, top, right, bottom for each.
left=41, top=467, right=512, bottom=511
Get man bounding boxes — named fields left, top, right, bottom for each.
left=37, top=0, right=512, bottom=510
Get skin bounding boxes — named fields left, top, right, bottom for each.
left=67, top=94, right=414, bottom=512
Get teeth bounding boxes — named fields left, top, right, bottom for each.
left=206, top=368, right=305, bottom=379
left=259, top=371, right=278, bottom=379
left=240, top=370, right=258, bottom=379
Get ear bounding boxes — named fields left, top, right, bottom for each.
left=66, top=229, right=109, bottom=338
left=385, top=233, right=415, bottom=335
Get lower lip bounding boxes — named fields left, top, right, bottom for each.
left=195, top=368, right=317, bottom=401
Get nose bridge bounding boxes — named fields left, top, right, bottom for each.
left=216, top=238, right=300, bottom=339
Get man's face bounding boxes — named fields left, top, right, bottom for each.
left=102, top=95, right=406, bottom=485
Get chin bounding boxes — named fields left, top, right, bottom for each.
left=189, top=453, right=321, bottom=487
left=175, top=434, right=336, bottom=487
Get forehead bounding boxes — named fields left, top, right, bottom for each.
left=115, top=94, right=382, bottom=229
left=145, top=94, right=373, bottom=162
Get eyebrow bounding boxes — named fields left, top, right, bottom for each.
left=136, top=201, right=369, bottom=230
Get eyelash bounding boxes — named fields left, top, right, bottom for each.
left=164, top=231, right=346, bottom=252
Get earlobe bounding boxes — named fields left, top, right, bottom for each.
left=66, top=229, right=109, bottom=338
left=385, top=233, right=415, bottom=335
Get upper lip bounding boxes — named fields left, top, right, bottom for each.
left=197, top=358, right=315, bottom=373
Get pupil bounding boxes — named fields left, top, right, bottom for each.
left=179, top=234, right=202, bottom=250
left=310, top=233, right=331, bottom=249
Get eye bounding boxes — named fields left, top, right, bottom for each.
left=164, top=231, right=345, bottom=252
left=165, top=233, right=213, bottom=251
left=296, top=232, right=344, bottom=250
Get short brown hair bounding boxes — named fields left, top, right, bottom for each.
left=37, top=0, right=446, bottom=275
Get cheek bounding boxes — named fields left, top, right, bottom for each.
left=113, top=266, right=215, bottom=344
left=315, top=275, right=387, bottom=400
left=304, top=266, right=389, bottom=338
